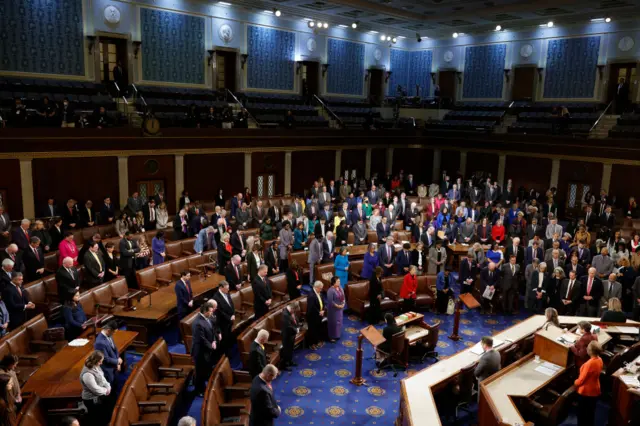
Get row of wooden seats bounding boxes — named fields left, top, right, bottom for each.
left=314, top=259, right=364, bottom=291
left=111, top=338, right=194, bottom=426
left=202, top=356, right=253, bottom=426
left=0, top=314, right=66, bottom=387
left=236, top=296, right=309, bottom=370
left=135, top=246, right=214, bottom=293
left=17, top=394, right=84, bottom=426
left=346, top=275, right=436, bottom=319
left=179, top=274, right=292, bottom=354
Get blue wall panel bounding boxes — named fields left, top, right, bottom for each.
left=463, top=44, right=506, bottom=98
left=327, top=39, right=365, bottom=96
left=389, top=49, right=410, bottom=96
left=408, top=50, right=432, bottom=97
left=141, top=8, right=205, bottom=85
left=0, top=0, right=85, bottom=76
left=543, top=36, right=600, bottom=98
left=247, top=25, right=295, bottom=91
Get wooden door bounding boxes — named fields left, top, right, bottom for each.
left=369, top=69, right=383, bottom=105
left=256, top=174, right=276, bottom=198
left=215, top=51, right=237, bottom=92
left=438, top=71, right=456, bottom=101
left=137, top=180, right=165, bottom=203
left=607, top=63, right=637, bottom=105
left=303, top=62, right=319, bottom=97
left=99, top=38, right=127, bottom=86
left=511, top=67, right=536, bottom=101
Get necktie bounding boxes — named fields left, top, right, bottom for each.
left=387, top=246, right=391, bottom=259
left=567, top=280, right=573, bottom=298
left=67, top=268, right=74, bottom=279
left=587, top=278, right=593, bottom=294
left=33, top=247, right=39, bottom=261
left=88, top=209, right=92, bottom=221
left=150, top=209, right=154, bottom=221
left=16, top=285, right=22, bottom=297
left=511, top=265, right=514, bottom=275
left=236, top=266, right=240, bottom=279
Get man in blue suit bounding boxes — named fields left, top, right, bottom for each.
left=436, top=268, right=457, bottom=313
left=94, top=321, right=121, bottom=385
left=191, top=300, right=220, bottom=394
left=378, top=239, right=396, bottom=277
left=395, top=243, right=412, bottom=275
left=175, top=271, right=194, bottom=319
left=525, top=241, right=544, bottom=266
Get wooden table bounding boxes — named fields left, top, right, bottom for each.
left=611, top=354, right=640, bottom=426
left=115, top=273, right=223, bottom=348
left=22, top=330, right=138, bottom=400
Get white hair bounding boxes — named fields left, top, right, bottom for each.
left=62, top=257, right=74, bottom=266
left=1, top=259, right=13, bottom=268
left=313, top=281, right=324, bottom=290
left=512, top=237, right=520, bottom=244
left=177, top=417, right=196, bottom=426
left=21, top=218, right=31, bottom=225
left=326, top=231, right=333, bottom=238
left=257, top=329, right=270, bottom=341
left=232, top=254, right=241, bottom=262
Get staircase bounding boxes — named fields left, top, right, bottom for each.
left=495, top=114, right=517, bottom=134
left=316, top=106, right=340, bottom=128
left=588, top=114, right=618, bottom=139
left=117, top=97, right=143, bottom=128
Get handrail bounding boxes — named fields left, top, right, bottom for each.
left=226, top=89, right=261, bottom=128
left=589, top=100, right=613, bottom=133
left=313, top=95, right=344, bottom=128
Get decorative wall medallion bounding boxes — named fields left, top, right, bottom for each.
left=218, top=24, right=233, bottom=44
left=618, top=36, right=634, bottom=52
left=519, top=43, right=533, bottom=58
left=307, top=37, right=316, bottom=52
left=443, top=50, right=454, bottom=63
left=374, top=48, right=382, bottom=61
left=103, top=5, right=121, bottom=25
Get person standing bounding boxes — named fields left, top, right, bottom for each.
left=119, top=232, right=140, bottom=288
left=368, top=267, right=384, bottom=325
left=574, top=341, right=603, bottom=426
left=308, top=236, right=322, bottom=285
left=94, top=322, right=122, bottom=386
left=333, top=247, right=350, bottom=289
left=175, top=271, right=194, bottom=320
left=326, top=277, right=345, bottom=343
left=83, top=241, right=105, bottom=288
left=252, top=265, right=272, bottom=319
left=249, top=330, right=269, bottom=379
left=570, top=321, right=598, bottom=369
left=279, top=305, right=298, bottom=371
left=286, top=261, right=302, bottom=300
left=56, top=257, right=80, bottom=303
left=191, top=301, right=219, bottom=395
left=501, top=255, right=520, bottom=315
left=80, top=351, right=111, bottom=426
left=213, top=281, right=235, bottom=358
left=249, top=364, right=281, bottom=426
left=399, top=266, right=418, bottom=312
left=435, top=268, right=455, bottom=314
left=152, top=231, right=166, bottom=265
left=306, top=281, right=325, bottom=350
left=3, top=273, right=35, bottom=330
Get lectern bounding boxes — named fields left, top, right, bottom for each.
left=351, top=325, right=385, bottom=386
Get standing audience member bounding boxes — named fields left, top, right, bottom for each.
left=58, top=231, right=79, bottom=266
left=0, top=294, right=8, bottom=338
left=286, top=261, right=302, bottom=300
left=326, top=277, right=345, bottom=343
left=333, top=247, right=350, bottom=289
left=249, top=364, right=281, bottom=426
left=0, top=373, right=15, bottom=426
left=80, top=351, right=111, bottom=426
left=249, top=330, right=270, bottom=379
left=279, top=305, right=298, bottom=371
left=574, top=341, right=604, bottom=426
left=191, top=301, right=220, bottom=395
left=435, top=268, right=455, bottom=314
left=103, top=242, right=119, bottom=282
left=23, top=237, right=45, bottom=282
left=252, top=265, right=272, bottom=319
left=213, top=281, right=235, bottom=358
left=306, top=282, right=325, bottom=350
left=63, top=291, right=88, bottom=340
left=3, top=273, right=34, bottom=330
left=83, top=241, right=105, bottom=288
left=152, top=231, right=166, bottom=265
left=156, top=202, right=169, bottom=229
left=399, top=266, right=418, bottom=312
left=56, top=257, right=80, bottom=303
left=175, top=271, right=194, bottom=319
left=94, top=322, right=122, bottom=386
left=570, top=321, right=598, bottom=368
left=119, top=232, right=140, bottom=288
left=368, top=267, right=384, bottom=325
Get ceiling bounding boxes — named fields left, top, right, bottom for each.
left=229, top=0, right=640, bottom=39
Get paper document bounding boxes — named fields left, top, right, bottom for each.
left=540, top=362, right=561, bottom=372
left=535, top=366, right=557, bottom=377
left=557, top=333, right=576, bottom=344
left=614, top=327, right=639, bottom=334
left=620, top=376, right=640, bottom=387
left=69, top=338, right=90, bottom=347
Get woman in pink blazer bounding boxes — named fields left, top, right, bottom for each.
left=58, top=231, right=79, bottom=266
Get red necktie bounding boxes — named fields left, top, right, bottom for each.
left=587, top=278, right=593, bottom=295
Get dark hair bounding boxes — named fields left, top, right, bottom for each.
left=85, top=351, right=104, bottom=369
left=103, top=321, right=117, bottom=331
left=578, top=321, right=592, bottom=333
left=88, top=241, right=98, bottom=249
left=64, top=231, right=74, bottom=238
left=156, top=230, right=165, bottom=239
left=0, top=355, right=17, bottom=371
left=403, top=243, right=411, bottom=249
left=180, top=270, right=189, bottom=277
left=331, top=276, right=339, bottom=285
left=105, top=242, right=115, bottom=249
left=374, top=266, right=383, bottom=276
left=384, top=313, right=395, bottom=325
left=481, top=336, right=493, bottom=348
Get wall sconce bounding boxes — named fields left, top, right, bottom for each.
left=456, top=71, right=462, bottom=83
left=241, top=54, right=249, bottom=70
left=296, top=62, right=303, bottom=75
left=322, top=64, right=330, bottom=77
left=86, top=35, right=96, bottom=55
left=385, top=71, right=392, bottom=83
left=132, top=41, right=142, bottom=59
left=597, top=64, right=605, bottom=80
left=365, top=69, right=372, bottom=81
left=430, top=72, right=436, bottom=84
left=503, top=69, right=511, bottom=83
left=208, top=50, right=215, bottom=66
left=536, top=67, right=544, bottom=81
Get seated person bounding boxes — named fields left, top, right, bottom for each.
left=570, top=321, right=598, bottom=368
left=474, top=336, right=501, bottom=383
left=62, top=291, right=88, bottom=340
left=377, top=313, right=402, bottom=355
left=541, top=307, right=561, bottom=331
left=600, top=297, right=626, bottom=323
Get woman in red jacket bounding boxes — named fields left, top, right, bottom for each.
left=399, top=265, right=418, bottom=312
left=574, top=341, right=603, bottom=426
left=570, top=321, right=598, bottom=368
left=491, top=219, right=506, bottom=245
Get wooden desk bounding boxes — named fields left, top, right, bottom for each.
left=611, top=354, right=640, bottom=426
left=398, top=315, right=639, bottom=426
left=533, top=326, right=611, bottom=368
left=395, top=312, right=424, bottom=327
left=22, top=330, right=138, bottom=399
left=115, top=273, right=223, bottom=348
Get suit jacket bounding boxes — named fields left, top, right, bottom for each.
left=458, top=223, right=476, bottom=242
left=321, top=238, right=335, bottom=263
left=100, top=203, right=115, bottom=225
left=564, top=263, right=586, bottom=280
left=583, top=212, right=597, bottom=230
left=49, top=225, right=64, bottom=251
left=305, top=202, right=319, bottom=219
left=378, top=244, right=396, bottom=273
left=118, top=238, right=140, bottom=270
left=2, top=284, right=30, bottom=329
left=247, top=252, right=262, bottom=282
left=252, top=206, right=267, bottom=226
left=318, top=192, right=331, bottom=207
left=268, top=206, right=281, bottom=223
left=480, top=267, right=500, bottom=290
left=142, top=205, right=157, bottom=230
left=474, top=349, right=501, bottom=382
left=224, top=263, right=244, bottom=291
left=94, top=332, right=119, bottom=383
left=314, top=222, right=329, bottom=240
left=559, top=278, right=582, bottom=303
left=249, top=375, right=281, bottom=426
left=601, top=280, right=622, bottom=306
left=83, top=251, right=105, bottom=286
left=526, top=224, right=543, bottom=241
left=191, top=313, right=216, bottom=364
left=55, top=266, right=79, bottom=302
left=395, top=250, right=412, bottom=275
left=42, top=204, right=59, bottom=218
left=376, top=222, right=391, bottom=243
left=230, top=232, right=246, bottom=256
left=600, top=212, right=615, bottom=228
left=320, top=209, right=333, bottom=223
left=213, top=290, right=235, bottom=332
left=264, top=247, right=279, bottom=275
left=175, top=279, right=194, bottom=319
left=579, top=276, right=604, bottom=307
left=249, top=341, right=268, bottom=379
left=79, top=207, right=96, bottom=228
left=500, top=263, right=520, bottom=291
left=252, top=276, right=272, bottom=319
left=23, top=246, right=45, bottom=282
left=11, top=228, right=31, bottom=251
left=505, top=244, right=525, bottom=265
left=61, top=207, right=79, bottom=229
left=572, top=247, right=592, bottom=266
left=308, top=238, right=322, bottom=264
left=290, top=202, right=303, bottom=219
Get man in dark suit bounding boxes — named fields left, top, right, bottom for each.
left=100, top=197, right=116, bottom=225
left=529, top=263, right=551, bottom=314
left=376, top=216, right=391, bottom=243
left=504, top=237, right=524, bottom=267
left=572, top=241, right=591, bottom=267
left=565, top=255, right=586, bottom=280
left=321, top=233, right=336, bottom=264
left=559, top=270, right=581, bottom=316
left=501, top=255, right=520, bottom=315
left=23, top=237, right=46, bottom=282
left=94, top=321, right=122, bottom=385
left=213, top=281, right=235, bottom=357
left=306, top=281, right=325, bottom=350
left=583, top=206, right=596, bottom=231
left=314, top=217, right=329, bottom=240
left=43, top=198, right=58, bottom=218
left=175, top=271, right=194, bottom=319
left=395, top=243, right=412, bottom=275
left=616, top=77, right=630, bottom=114
left=0, top=259, right=14, bottom=292
left=11, top=219, right=31, bottom=251
left=119, top=232, right=140, bottom=288
left=279, top=304, right=298, bottom=371
left=600, top=206, right=615, bottom=229
left=525, top=241, right=544, bottom=266
left=249, top=364, right=281, bottom=426
left=474, top=337, right=501, bottom=382
left=526, top=218, right=543, bottom=243
left=142, top=199, right=157, bottom=231
left=378, top=239, right=396, bottom=277
left=252, top=265, right=272, bottom=319
left=230, top=229, right=247, bottom=258
left=579, top=267, right=604, bottom=317
left=249, top=329, right=270, bottom=379
left=224, top=255, right=244, bottom=291
left=2, top=273, right=35, bottom=330
left=190, top=300, right=220, bottom=394
left=83, top=241, right=105, bottom=288
left=61, top=199, right=79, bottom=230
left=79, top=200, right=96, bottom=228
left=459, top=254, right=476, bottom=294
left=56, top=257, right=80, bottom=303
left=0, top=245, right=22, bottom=274
left=264, top=241, right=280, bottom=276
left=268, top=203, right=282, bottom=229
left=480, top=263, right=500, bottom=313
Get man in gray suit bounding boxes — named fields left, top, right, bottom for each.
left=236, top=203, right=251, bottom=230
left=352, top=218, right=367, bottom=245
left=458, top=217, right=476, bottom=244
left=318, top=186, right=331, bottom=209
left=474, top=336, right=501, bottom=382
left=289, top=197, right=304, bottom=224
left=545, top=218, right=562, bottom=240
left=501, top=255, right=520, bottom=315
left=367, top=185, right=379, bottom=205
left=307, top=236, right=322, bottom=284
left=524, top=258, right=540, bottom=310
left=600, top=272, right=622, bottom=315
left=252, top=200, right=267, bottom=228
left=591, top=247, right=615, bottom=279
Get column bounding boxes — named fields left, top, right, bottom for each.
left=19, top=159, right=34, bottom=219
left=284, top=151, right=292, bottom=195
left=335, top=149, right=342, bottom=181
left=365, top=148, right=372, bottom=179
left=117, top=156, right=129, bottom=210
left=601, top=163, right=612, bottom=193
left=432, top=149, right=442, bottom=183
left=386, top=147, right=394, bottom=175
left=459, top=151, right=467, bottom=178
left=244, top=152, right=252, bottom=189
left=497, top=154, right=506, bottom=187
left=550, top=159, right=560, bottom=189
left=175, top=155, right=184, bottom=209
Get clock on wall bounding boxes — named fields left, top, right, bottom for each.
left=618, top=36, right=635, bottom=52
left=519, top=44, right=534, bottom=58
left=307, top=38, right=317, bottom=52
left=218, top=24, right=234, bottom=44
left=103, top=5, right=121, bottom=25
left=443, top=50, right=454, bottom=63
left=374, top=48, right=382, bottom=61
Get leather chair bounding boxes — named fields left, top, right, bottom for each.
left=367, top=230, right=378, bottom=243
left=78, top=290, right=114, bottom=325
left=43, top=252, right=58, bottom=273
left=202, top=357, right=250, bottom=426
left=393, top=220, right=404, bottom=231
left=179, top=311, right=198, bottom=354
left=231, top=291, right=251, bottom=331
left=23, top=280, right=61, bottom=323
left=42, top=275, right=58, bottom=302
left=452, top=362, right=478, bottom=420
left=416, top=275, right=436, bottom=309
left=349, top=259, right=364, bottom=281
left=288, top=250, right=310, bottom=280
left=315, top=263, right=334, bottom=291
left=98, top=224, right=117, bottom=238
left=523, top=384, right=576, bottom=426
left=165, top=241, right=183, bottom=260
left=81, top=226, right=99, bottom=242
left=180, top=238, right=196, bottom=256
left=137, top=264, right=173, bottom=293
left=170, top=258, right=190, bottom=279
left=376, top=331, right=406, bottom=376
left=346, top=280, right=396, bottom=320
left=16, top=394, right=83, bottom=426
left=500, top=343, right=519, bottom=368
left=419, top=321, right=440, bottom=363
left=516, top=334, right=535, bottom=359
left=238, top=286, right=255, bottom=319
left=268, top=274, right=289, bottom=304
left=392, top=230, right=411, bottom=242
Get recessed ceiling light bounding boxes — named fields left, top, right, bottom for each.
left=263, top=10, right=273, bottom=14
left=590, top=18, right=605, bottom=23
left=274, top=9, right=281, bottom=17
left=605, top=17, right=611, bottom=22
left=308, top=21, right=315, bottom=28
left=217, top=1, right=231, bottom=5
left=380, top=34, right=386, bottom=41
left=338, top=24, right=348, bottom=28
left=547, top=21, right=554, bottom=27
left=352, top=22, right=358, bottom=29
left=453, top=32, right=459, bottom=38
left=495, top=25, right=502, bottom=31
left=386, top=35, right=392, bottom=41
left=397, top=36, right=405, bottom=39
left=392, top=37, right=397, bottom=43
left=323, top=22, right=329, bottom=28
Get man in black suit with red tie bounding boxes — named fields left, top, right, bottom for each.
left=224, top=255, right=244, bottom=291
left=23, top=237, right=46, bottom=282
left=175, top=271, right=194, bottom=319
left=252, top=265, right=272, bottom=319
left=191, top=300, right=220, bottom=395
left=11, top=219, right=31, bottom=251
left=579, top=267, right=603, bottom=317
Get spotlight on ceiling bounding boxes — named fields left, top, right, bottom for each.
left=392, top=37, right=397, bottom=43
left=351, top=22, right=358, bottom=29
left=323, top=22, right=329, bottom=29
left=495, top=25, right=502, bottom=31
left=386, top=35, right=391, bottom=41
left=274, top=9, right=281, bottom=17
left=605, top=17, right=611, bottom=23
left=453, top=32, right=459, bottom=38
left=547, top=21, right=554, bottom=27
left=380, top=34, right=386, bottom=41
left=308, top=20, right=315, bottom=28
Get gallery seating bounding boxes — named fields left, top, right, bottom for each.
left=136, top=249, right=217, bottom=293
left=17, top=394, right=84, bottom=426
left=202, top=356, right=252, bottom=426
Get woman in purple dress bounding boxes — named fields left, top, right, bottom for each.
left=327, top=276, right=345, bottom=343
left=360, top=243, right=380, bottom=280
left=151, top=231, right=166, bottom=265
